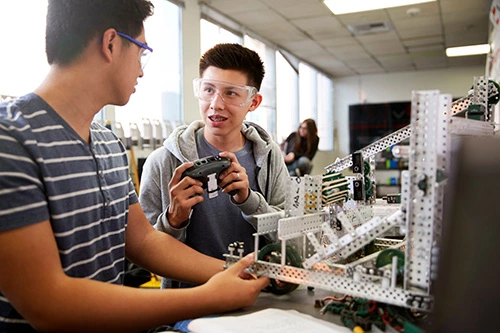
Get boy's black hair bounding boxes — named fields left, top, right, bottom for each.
left=46, top=0, right=154, bottom=66
left=199, top=43, right=265, bottom=91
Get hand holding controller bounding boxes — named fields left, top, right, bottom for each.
left=181, top=155, right=236, bottom=198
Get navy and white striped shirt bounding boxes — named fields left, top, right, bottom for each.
left=0, top=93, right=137, bottom=331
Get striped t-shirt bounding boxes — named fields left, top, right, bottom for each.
left=0, top=93, right=138, bottom=331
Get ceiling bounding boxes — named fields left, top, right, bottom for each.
left=198, top=0, right=492, bottom=78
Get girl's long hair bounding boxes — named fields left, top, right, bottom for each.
left=294, top=118, right=318, bottom=154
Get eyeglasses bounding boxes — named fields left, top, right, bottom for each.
left=116, top=31, right=153, bottom=70
left=193, top=78, right=258, bottom=107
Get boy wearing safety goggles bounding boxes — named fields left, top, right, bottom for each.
left=140, top=43, right=289, bottom=287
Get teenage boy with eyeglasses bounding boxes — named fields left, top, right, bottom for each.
left=0, top=2, right=269, bottom=332
left=139, top=43, right=289, bottom=288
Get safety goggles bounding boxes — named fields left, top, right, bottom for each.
left=193, top=78, right=258, bottom=107
left=116, top=31, right=153, bottom=70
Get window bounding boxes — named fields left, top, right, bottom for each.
left=317, top=73, right=334, bottom=150
left=276, top=51, right=299, bottom=144
left=299, top=63, right=318, bottom=121
left=0, top=0, right=183, bottom=141
left=200, top=19, right=242, bottom=55
left=115, top=0, right=183, bottom=137
left=276, top=60, right=334, bottom=150
left=244, top=36, right=276, bottom=140
left=0, top=0, right=49, bottom=97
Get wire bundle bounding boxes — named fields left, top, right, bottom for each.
left=315, top=296, right=428, bottom=332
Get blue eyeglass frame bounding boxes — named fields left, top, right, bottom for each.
left=116, top=32, right=153, bottom=53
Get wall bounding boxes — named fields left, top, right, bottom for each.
left=182, top=0, right=202, bottom=123
left=309, top=65, right=486, bottom=176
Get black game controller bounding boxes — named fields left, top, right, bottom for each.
left=181, top=155, right=237, bottom=197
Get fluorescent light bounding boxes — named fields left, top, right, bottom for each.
left=446, top=44, right=490, bottom=57
left=323, top=0, right=436, bottom=15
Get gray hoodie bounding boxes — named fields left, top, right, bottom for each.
left=139, top=120, right=289, bottom=246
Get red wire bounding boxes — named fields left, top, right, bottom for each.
left=367, top=300, right=377, bottom=313
left=381, top=311, right=403, bottom=331
left=323, top=294, right=348, bottom=302
left=381, top=312, right=390, bottom=325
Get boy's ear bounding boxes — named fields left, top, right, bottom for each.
left=248, top=94, right=263, bottom=111
left=101, top=29, right=118, bottom=62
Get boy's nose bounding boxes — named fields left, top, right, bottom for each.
left=210, top=92, right=226, bottom=108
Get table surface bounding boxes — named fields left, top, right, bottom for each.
left=225, top=286, right=346, bottom=327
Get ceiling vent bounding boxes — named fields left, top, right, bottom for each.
left=347, top=21, right=393, bottom=36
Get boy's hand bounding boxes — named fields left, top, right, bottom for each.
left=218, top=151, right=249, bottom=203
left=167, top=162, right=205, bottom=228
left=202, top=253, right=270, bottom=311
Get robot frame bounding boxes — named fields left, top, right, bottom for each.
left=225, top=76, right=498, bottom=312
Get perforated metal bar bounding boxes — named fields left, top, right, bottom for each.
left=334, top=210, right=402, bottom=259
left=306, top=232, right=324, bottom=256
left=324, top=126, right=412, bottom=172
left=278, top=212, right=326, bottom=240
left=224, top=257, right=432, bottom=311
left=374, top=238, right=404, bottom=250
left=324, top=80, right=497, bottom=173
left=304, top=175, right=323, bottom=214
left=433, top=94, right=452, bottom=259
left=254, top=211, right=284, bottom=235
left=449, top=77, right=494, bottom=116
left=449, top=117, right=494, bottom=136
left=321, top=222, right=339, bottom=244
left=285, top=177, right=305, bottom=216
left=403, top=91, right=449, bottom=293
left=303, top=210, right=403, bottom=269
left=343, top=205, right=374, bottom=228
left=400, top=170, right=410, bottom=233
left=336, top=211, right=355, bottom=233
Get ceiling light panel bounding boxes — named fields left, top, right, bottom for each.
left=445, top=44, right=490, bottom=57
left=324, top=0, right=436, bottom=15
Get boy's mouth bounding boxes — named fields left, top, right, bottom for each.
left=209, top=115, right=227, bottom=122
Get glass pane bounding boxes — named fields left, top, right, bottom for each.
left=244, top=36, right=276, bottom=140
left=276, top=51, right=298, bottom=144
left=317, top=73, right=334, bottom=150
left=115, top=0, right=183, bottom=137
left=0, top=0, right=49, bottom=97
left=299, top=62, right=317, bottom=121
left=200, top=19, right=242, bottom=55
